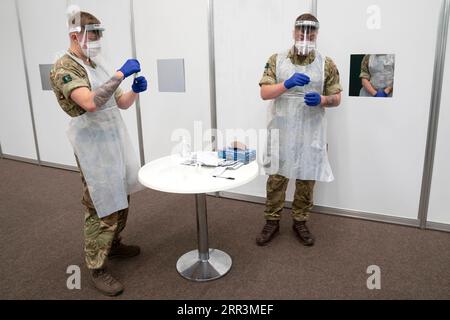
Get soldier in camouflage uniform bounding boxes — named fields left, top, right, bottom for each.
left=257, top=14, right=342, bottom=247
left=50, top=9, right=147, bottom=296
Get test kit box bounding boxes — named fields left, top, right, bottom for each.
left=218, top=148, right=256, bottom=164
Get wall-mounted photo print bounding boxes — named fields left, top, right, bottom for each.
left=349, top=54, right=395, bottom=97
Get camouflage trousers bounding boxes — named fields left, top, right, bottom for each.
left=76, top=157, right=130, bottom=270
left=265, top=174, right=315, bottom=222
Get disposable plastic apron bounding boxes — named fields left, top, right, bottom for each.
left=360, top=54, right=395, bottom=97
left=66, top=53, right=143, bottom=218
left=264, top=50, right=333, bottom=182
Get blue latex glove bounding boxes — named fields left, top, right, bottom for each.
left=132, top=76, right=147, bottom=93
left=284, top=73, right=310, bottom=89
left=304, top=92, right=321, bottom=107
left=374, top=89, right=388, bottom=97
left=118, top=59, right=141, bottom=79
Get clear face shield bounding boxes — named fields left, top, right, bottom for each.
left=294, top=20, right=319, bottom=56
left=77, top=24, right=104, bottom=60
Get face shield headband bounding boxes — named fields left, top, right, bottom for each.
left=294, top=20, right=319, bottom=56
left=79, top=24, right=105, bottom=59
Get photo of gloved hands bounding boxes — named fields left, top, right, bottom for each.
left=118, top=59, right=148, bottom=93
left=374, top=87, right=392, bottom=97
left=374, top=89, right=388, bottom=97
left=348, top=54, right=395, bottom=98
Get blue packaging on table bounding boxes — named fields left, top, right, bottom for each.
left=218, top=148, right=256, bottom=164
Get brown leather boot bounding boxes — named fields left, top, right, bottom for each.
left=256, top=220, right=280, bottom=246
left=90, top=268, right=124, bottom=296
left=292, top=220, right=315, bottom=246
left=108, top=240, right=141, bottom=259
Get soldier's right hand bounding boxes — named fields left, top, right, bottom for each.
left=284, top=73, right=310, bottom=89
left=117, top=59, right=141, bottom=79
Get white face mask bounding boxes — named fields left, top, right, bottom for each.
left=295, top=40, right=316, bottom=56
left=81, top=40, right=102, bottom=58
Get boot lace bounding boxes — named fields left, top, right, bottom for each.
left=262, top=222, right=277, bottom=234
left=97, top=269, right=117, bottom=286
left=294, top=222, right=310, bottom=237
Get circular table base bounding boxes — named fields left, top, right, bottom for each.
left=176, top=249, right=232, bottom=282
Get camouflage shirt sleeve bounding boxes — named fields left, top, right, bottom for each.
left=51, top=62, right=90, bottom=101
left=50, top=55, right=90, bottom=117
left=259, top=54, right=277, bottom=86
left=359, top=55, right=371, bottom=80
left=323, top=57, right=343, bottom=96
left=51, top=55, right=126, bottom=117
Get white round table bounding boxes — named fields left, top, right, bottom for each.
left=138, top=155, right=259, bottom=282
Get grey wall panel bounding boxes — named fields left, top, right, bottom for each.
left=0, top=0, right=37, bottom=160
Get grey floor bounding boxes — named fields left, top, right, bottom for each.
left=1, top=158, right=450, bottom=300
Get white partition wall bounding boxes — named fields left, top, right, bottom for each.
left=0, top=0, right=37, bottom=161
left=67, top=0, right=141, bottom=160
left=427, top=17, right=450, bottom=227
left=16, top=0, right=75, bottom=166
left=315, top=0, right=440, bottom=220
left=214, top=0, right=441, bottom=221
left=133, top=0, right=211, bottom=162
left=214, top=0, right=312, bottom=199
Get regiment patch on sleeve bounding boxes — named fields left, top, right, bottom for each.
left=62, top=74, right=72, bottom=84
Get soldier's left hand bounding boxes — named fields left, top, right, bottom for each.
left=132, top=76, right=148, bottom=93
left=304, top=92, right=321, bottom=107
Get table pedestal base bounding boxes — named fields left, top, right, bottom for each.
left=176, top=249, right=232, bottom=281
